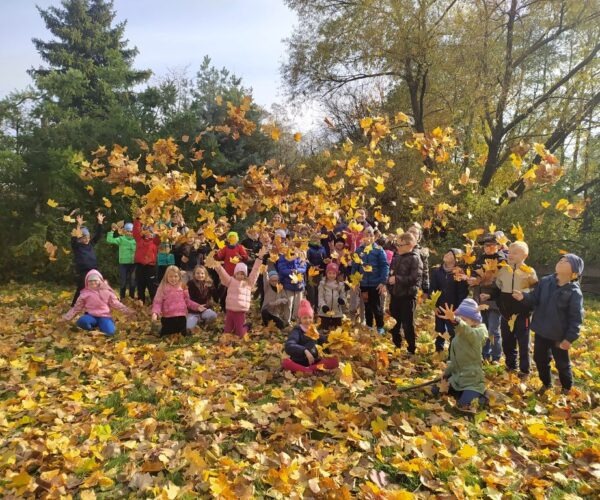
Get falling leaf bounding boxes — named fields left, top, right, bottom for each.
left=293, top=132, right=302, bottom=142
left=47, top=199, right=58, bottom=208
left=102, top=197, right=112, bottom=208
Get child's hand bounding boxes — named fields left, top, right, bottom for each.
left=181, top=255, right=189, bottom=264
left=257, top=246, right=268, bottom=259
left=304, top=349, right=315, bottom=365
left=76, top=214, right=84, bottom=226
left=377, top=283, right=387, bottom=295
left=388, top=276, right=396, bottom=285
left=197, top=305, right=206, bottom=312
left=436, top=303, right=456, bottom=322
left=97, top=213, right=105, bottom=224
left=151, top=313, right=159, bottom=321
left=559, top=340, right=571, bottom=350
left=479, top=293, right=490, bottom=302
left=512, top=290, right=524, bottom=301
left=111, top=223, right=118, bottom=231
left=467, top=277, right=479, bottom=286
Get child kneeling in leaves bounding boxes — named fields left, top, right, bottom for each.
left=434, top=298, right=488, bottom=412
left=282, top=299, right=339, bottom=374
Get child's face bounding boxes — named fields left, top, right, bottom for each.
left=508, top=245, right=527, bottom=265
left=193, top=268, right=206, bottom=281
left=299, top=315, right=312, bottom=327
left=268, top=275, right=279, bottom=286
left=335, top=241, right=345, bottom=251
left=356, top=210, right=366, bottom=222
left=79, top=235, right=90, bottom=245
left=234, top=271, right=247, bottom=281
left=326, top=271, right=337, bottom=281
left=484, top=242, right=499, bottom=255
left=362, top=233, right=375, bottom=246
left=443, top=251, right=456, bottom=267
left=228, top=235, right=238, bottom=245
left=272, top=215, right=282, bottom=226
left=555, top=258, right=573, bottom=278
left=88, top=278, right=100, bottom=289
left=396, top=241, right=414, bottom=255
left=167, top=271, right=180, bottom=286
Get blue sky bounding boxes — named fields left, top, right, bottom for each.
left=0, top=0, right=310, bottom=121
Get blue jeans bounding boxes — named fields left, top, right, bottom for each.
left=76, top=314, right=116, bottom=336
left=482, top=309, right=502, bottom=361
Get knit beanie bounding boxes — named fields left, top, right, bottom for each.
left=274, top=229, right=287, bottom=239
left=124, top=222, right=133, bottom=232
left=268, top=270, right=279, bottom=279
left=233, top=262, right=248, bottom=276
left=563, top=253, right=584, bottom=277
left=80, top=227, right=90, bottom=238
left=455, top=298, right=482, bottom=323
left=326, top=262, right=339, bottom=275
left=297, top=299, right=314, bottom=319
left=449, top=248, right=463, bottom=261
left=227, top=231, right=239, bottom=244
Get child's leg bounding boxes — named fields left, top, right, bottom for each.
left=533, top=334, right=553, bottom=388
left=282, top=290, right=294, bottom=325
left=369, top=287, right=385, bottom=329
left=118, top=264, right=128, bottom=300
left=136, top=263, right=146, bottom=302
left=316, top=357, right=339, bottom=370
left=232, top=311, right=248, bottom=337
left=71, top=270, right=88, bottom=306
left=488, top=310, right=502, bottom=361
left=399, top=296, right=417, bottom=353
left=282, top=358, right=315, bottom=373
left=76, top=314, right=98, bottom=331
left=186, top=313, right=200, bottom=330
left=160, top=316, right=186, bottom=336
left=223, top=310, right=235, bottom=333
left=126, top=264, right=136, bottom=298
left=457, top=389, right=487, bottom=407
left=501, top=317, right=517, bottom=370
left=362, top=288, right=374, bottom=327
left=96, top=317, right=116, bottom=336
left=147, top=266, right=158, bottom=300
left=515, top=314, right=531, bottom=374
left=389, top=296, right=403, bottom=347
left=550, top=343, right=573, bottom=391
left=200, top=309, right=218, bottom=323
left=434, top=316, right=446, bottom=352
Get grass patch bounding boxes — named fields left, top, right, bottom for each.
left=373, top=460, right=420, bottom=490
left=490, top=428, right=522, bottom=446
left=156, top=400, right=182, bottom=422
left=54, top=347, right=73, bottom=362
left=109, top=417, right=136, bottom=435
left=127, top=379, right=158, bottom=404
left=104, top=453, right=129, bottom=473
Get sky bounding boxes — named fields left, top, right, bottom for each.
left=0, top=0, right=321, bottom=130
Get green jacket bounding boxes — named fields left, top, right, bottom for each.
left=106, top=232, right=136, bottom=264
left=444, top=319, right=487, bottom=394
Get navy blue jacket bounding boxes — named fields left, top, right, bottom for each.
left=430, top=265, right=469, bottom=308
left=71, top=223, right=103, bottom=273
left=284, top=325, right=328, bottom=366
left=351, top=243, right=389, bottom=288
left=307, top=244, right=328, bottom=271
left=276, top=256, right=308, bottom=291
left=523, top=274, right=584, bottom=343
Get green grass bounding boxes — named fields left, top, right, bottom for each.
left=156, top=400, right=182, bottom=422
left=104, top=453, right=129, bottom=473
left=126, top=379, right=158, bottom=404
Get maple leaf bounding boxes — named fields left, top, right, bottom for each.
left=293, top=132, right=302, bottom=142
left=511, top=223, right=525, bottom=242
left=47, top=198, right=59, bottom=208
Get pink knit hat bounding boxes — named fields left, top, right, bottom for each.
left=233, top=262, right=248, bottom=276
left=326, top=262, right=339, bottom=275
left=297, top=299, right=314, bottom=319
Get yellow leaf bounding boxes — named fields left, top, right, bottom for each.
left=375, top=183, right=385, bottom=193
left=270, top=127, right=281, bottom=141
left=102, top=197, right=112, bottom=208
left=371, top=416, right=388, bottom=435
left=363, top=265, right=373, bottom=272
left=339, top=362, right=353, bottom=385
left=360, top=117, right=373, bottom=130
left=457, top=444, right=477, bottom=459
left=290, top=271, right=304, bottom=284
left=305, top=324, right=320, bottom=340
left=215, top=95, right=223, bottom=106
left=555, top=198, right=570, bottom=212
left=541, top=201, right=551, bottom=208
left=85, top=185, right=94, bottom=195
left=47, top=198, right=58, bottom=208
left=510, top=223, right=525, bottom=242
left=293, top=132, right=302, bottom=142
left=488, top=223, right=496, bottom=233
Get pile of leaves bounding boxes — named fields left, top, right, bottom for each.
left=0, top=285, right=598, bottom=499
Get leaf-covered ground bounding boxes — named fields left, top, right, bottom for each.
left=0, top=285, right=598, bottom=499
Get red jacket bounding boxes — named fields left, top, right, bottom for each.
left=133, top=219, right=160, bottom=265
left=216, top=244, right=248, bottom=276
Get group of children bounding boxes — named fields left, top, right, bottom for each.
left=62, top=209, right=585, bottom=406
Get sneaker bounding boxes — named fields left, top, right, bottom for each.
left=536, top=385, right=551, bottom=396
left=457, top=404, right=476, bottom=414
left=490, top=360, right=499, bottom=365
left=377, top=327, right=385, bottom=335
left=518, top=372, right=529, bottom=380
left=561, top=387, right=571, bottom=395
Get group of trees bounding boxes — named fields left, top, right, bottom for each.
left=0, top=0, right=598, bottom=283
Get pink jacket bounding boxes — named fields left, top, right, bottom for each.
left=152, top=284, right=202, bottom=318
left=217, top=259, right=261, bottom=312
left=64, top=270, right=130, bottom=320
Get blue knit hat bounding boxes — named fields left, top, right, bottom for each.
left=124, top=222, right=133, bottom=232
left=455, top=298, right=482, bottom=323
left=563, top=253, right=584, bottom=277
left=268, top=270, right=279, bottom=279
left=80, top=227, right=90, bottom=237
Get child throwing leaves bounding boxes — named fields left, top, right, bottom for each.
left=63, top=270, right=132, bottom=336
left=435, top=298, right=488, bottom=412
left=208, top=247, right=267, bottom=337
left=186, top=265, right=218, bottom=330
left=282, top=299, right=339, bottom=374
left=492, top=241, right=538, bottom=377
left=106, top=221, right=136, bottom=300
left=152, top=265, right=204, bottom=337
left=71, top=213, right=105, bottom=306
left=318, top=262, right=346, bottom=331
left=261, top=270, right=288, bottom=329
left=513, top=254, right=584, bottom=395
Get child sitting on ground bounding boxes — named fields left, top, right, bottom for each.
left=207, top=247, right=267, bottom=337
left=63, top=269, right=132, bottom=336
left=282, top=299, right=339, bottom=374
left=434, top=298, right=489, bottom=412
left=513, top=254, right=584, bottom=395
left=186, top=265, right=218, bottom=331
left=318, top=262, right=346, bottom=331
left=261, top=269, right=288, bottom=329
left=491, top=241, right=538, bottom=378
left=151, top=265, right=204, bottom=337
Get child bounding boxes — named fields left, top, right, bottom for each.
left=106, top=222, right=137, bottom=300
left=209, top=247, right=267, bottom=337
left=468, top=233, right=506, bottom=363
left=318, top=262, right=346, bottom=331
left=282, top=299, right=339, bottom=374
left=492, top=241, right=538, bottom=377
left=435, top=299, right=489, bottom=411
left=407, top=223, right=430, bottom=297
left=133, top=218, right=160, bottom=303
left=216, top=231, right=249, bottom=275
left=71, top=213, right=105, bottom=306
left=276, top=248, right=308, bottom=326
left=513, top=254, right=584, bottom=395
left=306, top=233, right=328, bottom=309
left=430, top=248, right=469, bottom=352
left=63, top=269, right=131, bottom=336
left=350, top=227, right=389, bottom=334
left=176, top=230, right=212, bottom=282
left=261, top=270, right=288, bottom=329
left=152, top=265, right=204, bottom=337
left=186, top=265, right=218, bottom=330
left=157, top=241, right=175, bottom=283
left=388, top=232, right=423, bottom=353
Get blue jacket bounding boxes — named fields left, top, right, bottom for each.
left=307, top=244, right=327, bottom=271
left=276, top=256, right=308, bottom=291
left=351, top=243, right=389, bottom=288
left=430, top=265, right=469, bottom=308
left=71, top=223, right=103, bottom=273
left=523, top=274, right=584, bottom=343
